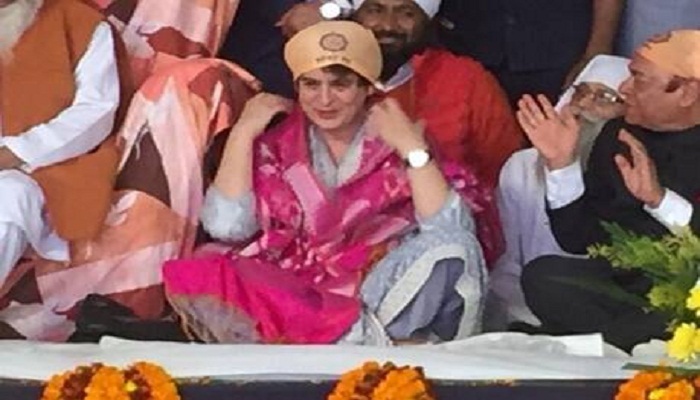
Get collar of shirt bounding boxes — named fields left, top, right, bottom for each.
left=381, top=63, right=414, bottom=93
left=308, top=124, right=366, bottom=188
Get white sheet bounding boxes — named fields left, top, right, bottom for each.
left=0, top=333, right=662, bottom=381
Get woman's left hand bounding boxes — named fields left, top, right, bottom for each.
left=368, top=98, right=428, bottom=156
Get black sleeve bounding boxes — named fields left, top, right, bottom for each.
left=241, top=0, right=300, bottom=23
left=546, top=121, right=627, bottom=254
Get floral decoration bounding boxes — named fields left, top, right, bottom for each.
left=327, top=361, right=435, bottom=400
left=615, top=369, right=700, bottom=400
left=40, top=362, right=180, bottom=400
left=589, top=225, right=700, bottom=399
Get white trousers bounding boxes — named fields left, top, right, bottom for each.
left=0, top=170, right=68, bottom=286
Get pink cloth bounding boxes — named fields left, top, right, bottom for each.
left=164, top=109, right=497, bottom=344
left=93, top=0, right=242, bottom=87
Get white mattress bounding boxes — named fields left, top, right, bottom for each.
left=0, top=333, right=666, bottom=381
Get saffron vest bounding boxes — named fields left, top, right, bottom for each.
left=0, top=0, right=125, bottom=241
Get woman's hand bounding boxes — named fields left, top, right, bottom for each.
left=368, top=98, right=427, bottom=156
left=235, top=93, right=294, bottom=139
left=216, top=93, right=291, bottom=199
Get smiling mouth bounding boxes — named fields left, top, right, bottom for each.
left=316, top=110, right=338, bottom=119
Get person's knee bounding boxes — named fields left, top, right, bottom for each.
left=434, top=258, right=465, bottom=281
left=521, top=255, right=566, bottom=294
left=0, top=172, right=43, bottom=221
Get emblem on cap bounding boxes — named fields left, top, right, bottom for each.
left=648, top=32, right=673, bottom=44
left=320, top=32, right=348, bottom=52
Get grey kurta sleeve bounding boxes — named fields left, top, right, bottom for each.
left=415, top=189, right=476, bottom=233
left=200, top=186, right=260, bottom=242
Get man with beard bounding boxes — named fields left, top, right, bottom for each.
left=517, top=30, right=700, bottom=352
left=485, top=55, right=629, bottom=330
left=276, top=0, right=523, bottom=191
left=0, top=0, right=123, bottom=287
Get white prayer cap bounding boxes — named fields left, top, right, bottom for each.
left=353, top=0, right=441, bottom=19
left=556, top=55, right=631, bottom=111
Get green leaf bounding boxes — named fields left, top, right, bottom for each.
left=623, top=362, right=700, bottom=376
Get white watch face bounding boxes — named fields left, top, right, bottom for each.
left=320, top=2, right=342, bottom=19
left=406, top=149, right=430, bottom=168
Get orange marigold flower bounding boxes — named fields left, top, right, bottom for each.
left=41, top=361, right=181, bottom=400
left=84, top=365, right=129, bottom=400
left=128, top=361, right=181, bottom=400
left=372, top=367, right=434, bottom=400
left=40, top=371, right=71, bottom=400
left=615, top=371, right=673, bottom=400
left=327, top=361, right=434, bottom=400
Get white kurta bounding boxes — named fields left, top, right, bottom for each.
left=0, top=22, right=119, bottom=281
left=485, top=148, right=565, bottom=328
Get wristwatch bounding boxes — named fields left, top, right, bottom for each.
left=404, top=148, right=432, bottom=169
left=320, top=0, right=353, bottom=20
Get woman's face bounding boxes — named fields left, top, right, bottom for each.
left=296, top=68, right=371, bottom=133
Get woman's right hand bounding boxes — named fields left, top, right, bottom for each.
left=516, top=94, right=580, bottom=171
left=235, top=93, right=294, bottom=139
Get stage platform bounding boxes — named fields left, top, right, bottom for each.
left=0, top=333, right=667, bottom=399
left=0, top=378, right=621, bottom=399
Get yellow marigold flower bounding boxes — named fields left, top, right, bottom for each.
left=687, top=287, right=700, bottom=314
left=125, top=380, right=138, bottom=393
left=663, top=379, right=695, bottom=399
left=668, top=323, right=700, bottom=362
left=649, top=387, right=667, bottom=400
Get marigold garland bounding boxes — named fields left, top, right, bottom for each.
left=40, top=362, right=181, bottom=400
left=327, top=361, right=435, bottom=400
left=615, top=370, right=700, bottom=400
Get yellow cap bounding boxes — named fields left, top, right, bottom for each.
left=284, top=21, right=382, bottom=84
left=637, top=30, right=700, bottom=80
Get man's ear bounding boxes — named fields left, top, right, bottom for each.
left=679, top=79, right=700, bottom=108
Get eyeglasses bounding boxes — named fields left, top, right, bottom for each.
left=571, top=84, right=624, bottom=105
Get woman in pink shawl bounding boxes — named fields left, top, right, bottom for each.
left=163, top=21, right=490, bottom=345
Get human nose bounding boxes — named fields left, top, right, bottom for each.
left=319, top=85, right=333, bottom=106
left=377, top=11, right=399, bottom=32
left=618, top=77, right=633, bottom=99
